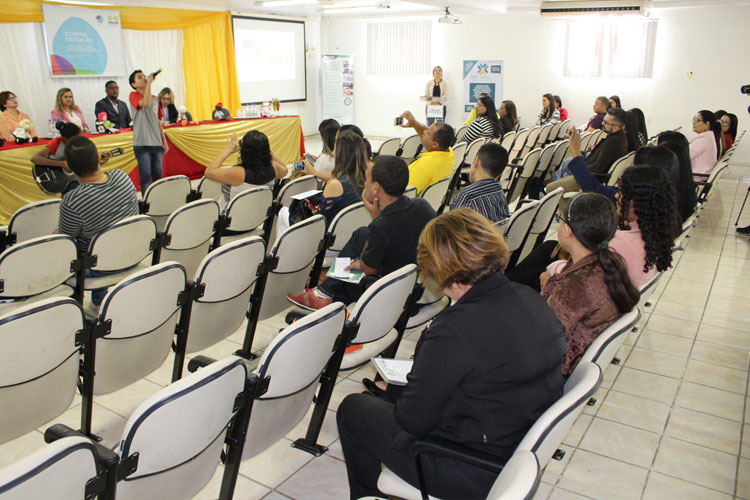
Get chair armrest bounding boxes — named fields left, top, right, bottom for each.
left=44, top=424, right=120, bottom=467
left=694, top=180, right=709, bottom=186
left=517, top=198, right=534, bottom=207
left=187, top=355, right=216, bottom=372
left=693, top=172, right=710, bottom=179
left=408, top=436, right=506, bottom=474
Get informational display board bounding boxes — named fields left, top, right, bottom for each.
left=462, top=60, right=503, bottom=119
left=42, top=4, right=126, bottom=77
left=321, top=54, right=354, bottom=125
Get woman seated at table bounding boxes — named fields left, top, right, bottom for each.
left=205, top=129, right=287, bottom=214
left=542, top=193, right=640, bottom=377
left=51, top=88, right=88, bottom=132
left=0, top=91, right=37, bottom=141
left=157, top=87, right=193, bottom=124
left=337, top=208, right=566, bottom=500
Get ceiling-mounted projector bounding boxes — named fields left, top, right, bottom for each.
left=438, top=7, right=461, bottom=24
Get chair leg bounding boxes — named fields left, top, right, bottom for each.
left=171, top=281, right=205, bottom=383
left=236, top=255, right=278, bottom=360
left=78, top=317, right=111, bottom=441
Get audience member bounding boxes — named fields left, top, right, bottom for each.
left=554, top=95, right=568, bottom=122
left=337, top=208, right=565, bottom=500
left=287, top=155, right=435, bottom=309
left=451, top=142, right=510, bottom=222
left=583, top=96, right=610, bottom=132
left=633, top=146, right=680, bottom=191
left=157, top=87, right=193, bottom=124
left=400, top=110, right=455, bottom=194
left=303, top=123, right=365, bottom=182
left=31, top=122, right=82, bottom=192
left=462, top=95, right=502, bottom=142
left=0, top=91, right=37, bottom=141
left=205, top=129, right=287, bottom=213
left=94, top=81, right=132, bottom=130
left=542, top=193, right=640, bottom=376
left=719, top=112, right=738, bottom=153
left=58, top=135, right=138, bottom=308
left=129, top=69, right=168, bottom=193
left=425, top=66, right=447, bottom=125
left=624, top=110, right=646, bottom=152
left=51, top=88, right=88, bottom=132
left=537, top=93, right=560, bottom=125
left=312, top=118, right=340, bottom=172
left=689, top=110, right=721, bottom=176
left=630, top=108, right=649, bottom=145
left=657, top=131, right=697, bottom=223
left=463, top=93, right=500, bottom=126
left=499, top=100, right=519, bottom=134
left=315, top=130, right=368, bottom=224
left=609, top=95, right=622, bottom=109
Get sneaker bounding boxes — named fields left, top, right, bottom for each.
left=286, top=289, right=332, bottom=311
left=737, top=225, right=750, bottom=236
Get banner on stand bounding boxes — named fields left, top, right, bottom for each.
left=321, top=54, right=354, bottom=124
left=42, top=4, right=126, bottom=77
left=462, top=60, right=503, bottom=120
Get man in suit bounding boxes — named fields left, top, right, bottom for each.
left=94, top=81, right=132, bottom=129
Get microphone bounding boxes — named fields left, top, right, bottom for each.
left=152, top=68, right=162, bottom=78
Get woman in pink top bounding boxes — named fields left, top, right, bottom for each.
left=689, top=110, right=720, bottom=176
left=51, top=88, right=89, bottom=132
left=0, top=91, right=37, bottom=141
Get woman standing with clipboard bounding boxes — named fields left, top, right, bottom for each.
left=425, top=66, right=447, bottom=125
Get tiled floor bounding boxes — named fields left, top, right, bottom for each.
left=1, top=139, right=749, bottom=500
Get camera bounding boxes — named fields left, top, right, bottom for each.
left=293, top=161, right=305, bottom=171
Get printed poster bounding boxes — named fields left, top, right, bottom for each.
left=42, top=4, right=126, bottom=77
left=462, top=60, right=503, bottom=120
left=321, top=55, right=354, bottom=124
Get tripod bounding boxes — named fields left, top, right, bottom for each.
left=737, top=185, right=750, bottom=225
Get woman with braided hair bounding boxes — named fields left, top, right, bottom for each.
left=541, top=193, right=640, bottom=376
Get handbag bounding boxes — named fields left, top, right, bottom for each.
left=288, top=193, right=322, bottom=225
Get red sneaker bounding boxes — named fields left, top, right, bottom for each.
left=287, top=289, right=332, bottom=311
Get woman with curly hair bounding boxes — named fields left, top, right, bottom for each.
left=205, top=129, right=288, bottom=212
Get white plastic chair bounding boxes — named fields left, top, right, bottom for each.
left=196, top=176, right=223, bottom=200
left=404, top=186, right=418, bottom=198
left=463, top=138, right=487, bottom=172
left=535, top=123, right=554, bottom=149
left=520, top=126, right=542, bottom=159
left=323, top=202, right=371, bottom=267
left=376, top=137, right=401, bottom=156
left=502, top=201, right=540, bottom=271
left=533, top=142, right=558, bottom=184
left=141, top=175, right=192, bottom=232
left=1, top=199, right=61, bottom=250
left=451, top=142, right=468, bottom=172
left=0, top=235, right=77, bottom=315
left=548, top=139, right=570, bottom=174
left=269, top=175, right=319, bottom=247
left=158, top=199, right=219, bottom=278
left=557, top=119, right=572, bottom=140
left=454, top=125, right=469, bottom=143
left=500, top=130, right=516, bottom=152
left=506, top=149, right=541, bottom=204
left=580, top=309, right=640, bottom=370
left=508, top=128, right=530, bottom=163
left=606, top=151, right=636, bottom=187
left=517, top=187, right=564, bottom=262
left=216, top=186, right=273, bottom=247
left=420, top=177, right=451, bottom=212
left=0, top=297, right=83, bottom=444
left=399, top=134, right=422, bottom=163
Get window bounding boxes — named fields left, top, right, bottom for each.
left=564, top=17, right=658, bottom=78
left=367, top=20, right=431, bottom=75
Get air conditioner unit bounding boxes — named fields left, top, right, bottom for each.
left=540, top=0, right=651, bottom=16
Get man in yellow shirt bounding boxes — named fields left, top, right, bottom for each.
left=400, top=110, right=455, bottom=194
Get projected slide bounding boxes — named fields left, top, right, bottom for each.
left=232, top=16, right=307, bottom=103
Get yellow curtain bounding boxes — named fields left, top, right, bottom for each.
left=0, top=2, right=241, bottom=123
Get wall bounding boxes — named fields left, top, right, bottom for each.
left=320, top=6, right=750, bottom=140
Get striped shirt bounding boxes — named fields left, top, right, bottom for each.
left=462, top=115, right=496, bottom=144
left=452, top=178, right=510, bottom=223
left=58, top=169, right=139, bottom=253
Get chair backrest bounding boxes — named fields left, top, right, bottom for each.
left=328, top=202, right=371, bottom=253
left=420, top=177, right=451, bottom=211
left=142, top=175, right=192, bottom=232
left=464, top=138, right=487, bottom=169
left=196, top=176, right=223, bottom=200
left=507, top=148, right=542, bottom=204
left=399, top=134, right=422, bottom=161
left=606, top=151, right=636, bottom=187
left=116, top=357, right=247, bottom=500
left=455, top=125, right=469, bottom=143
left=187, top=236, right=266, bottom=354
left=94, top=262, right=186, bottom=395
left=0, top=436, right=103, bottom=498
left=521, top=126, right=542, bottom=158
left=6, top=199, right=62, bottom=246
left=243, top=302, right=346, bottom=458
left=508, top=128, right=530, bottom=162
left=502, top=201, right=539, bottom=254
left=349, top=264, right=418, bottom=344
left=224, top=186, right=273, bottom=232
left=160, top=199, right=220, bottom=278
left=377, top=137, right=401, bottom=156
left=259, top=215, right=327, bottom=321
left=529, top=187, right=563, bottom=238
left=0, top=235, right=77, bottom=299
left=451, top=142, right=468, bottom=172
left=549, top=139, right=570, bottom=172
left=500, top=130, right=517, bottom=151
left=535, top=123, right=553, bottom=149
left=548, top=121, right=563, bottom=143
left=534, top=143, right=557, bottom=180
left=557, top=119, right=572, bottom=139
left=404, top=185, right=417, bottom=198
left=516, top=361, right=602, bottom=469
left=637, top=272, right=661, bottom=308
left=276, top=175, right=318, bottom=207
left=486, top=450, right=541, bottom=500
left=580, top=308, right=640, bottom=370
left=579, top=132, right=594, bottom=151
left=87, top=215, right=156, bottom=273
left=0, top=297, right=82, bottom=444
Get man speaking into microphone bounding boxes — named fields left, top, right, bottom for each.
left=128, top=68, right=169, bottom=193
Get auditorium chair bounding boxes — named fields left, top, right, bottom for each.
left=78, top=262, right=186, bottom=436
left=268, top=174, right=318, bottom=247
left=0, top=436, right=117, bottom=499
left=556, top=119, right=573, bottom=140
left=604, top=151, right=636, bottom=187
left=139, top=175, right=195, bottom=232
left=501, top=200, right=540, bottom=272
left=420, top=177, right=451, bottom=212
left=516, top=186, right=564, bottom=263
left=442, top=141, right=469, bottom=210
left=0, top=297, right=83, bottom=444
left=196, top=175, right=223, bottom=201
left=548, top=139, right=570, bottom=174
left=506, top=148, right=541, bottom=204
left=519, top=125, right=542, bottom=159
left=158, top=199, right=219, bottom=278
left=404, top=185, right=418, bottom=198
left=399, top=134, right=423, bottom=164
left=451, top=141, right=468, bottom=171
left=534, top=123, right=554, bottom=149
left=0, top=198, right=61, bottom=251
left=322, top=202, right=371, bottom=268
left=212, top=185, right=273, bottom=248
left=375, top=137, right=401, bottom=157
left=405, top=281, right=450, bottom=331
left=529, top=142, right=557, bottom=190
left=637, top=273, right=662, bottom=311
left=0, top=234, right=77, bottom=315
left=547, top=120, right=564, bottom=144
left=500, top=130, right=516, bottom=152
left=578, top=131, right=594, bottom=152
left=377, top=362, right=601, bottom=500
left=463, top=137, right=487, bottom=173
left=66, top=215, right=157, bottom=304
left=507, top=128, right=530, bottom=163
left=454, top=125, right=468, bottom=141
left=580, top=308, right=641, bottom=371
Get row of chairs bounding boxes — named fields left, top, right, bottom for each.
left=375, top=135, right=423, bottom=164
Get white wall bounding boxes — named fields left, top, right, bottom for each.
left=320, top=6, right=750, bottom=140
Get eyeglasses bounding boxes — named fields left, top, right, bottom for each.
left=8, top=97, right=17, bottom=101
left=720, top=120, right=731, bottom=126
left=602, top=120, right=616, bottom=127
left=692, top=117, right=705, bottom=123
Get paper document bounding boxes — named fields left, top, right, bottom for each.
left=334, top=257, right=351, bottom=278
left=372, top=358, right=413, bottom=386
left=290, top=189, right=322, bottom=201
left=326, top=265, right=364, bottom=284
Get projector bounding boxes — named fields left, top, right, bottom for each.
left=438, top=7, right=461, bottom=24
left=376, top=1, right=391, bottom=8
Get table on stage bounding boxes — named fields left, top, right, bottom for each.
left=0, top=116, right=305, bottom=225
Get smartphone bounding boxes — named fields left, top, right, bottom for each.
left=304, top=153, right=316, bottom=164
left=394, top=116, right=406, bottom=126
left=293, top=161, right=305, bottom=171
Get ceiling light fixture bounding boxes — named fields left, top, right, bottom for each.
left=438, top=7, right=461, bottom=24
